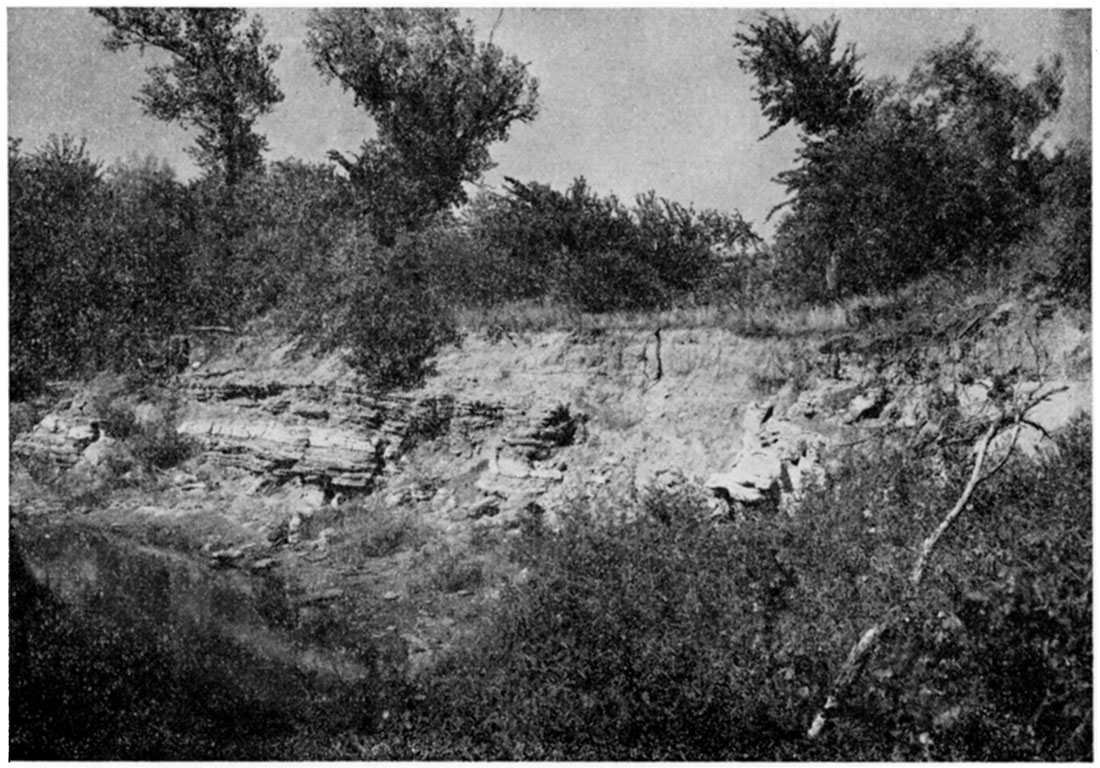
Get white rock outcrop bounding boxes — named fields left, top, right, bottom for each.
left=706, top=402, right=826, bottom=514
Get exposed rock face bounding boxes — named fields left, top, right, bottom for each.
left=12, top=361, right=587, bottom=511
left=706, top=402, right=827, bottom=514
left=13, top=412, right=98, bottom=469
left=177, top=367, right=504, bottom=490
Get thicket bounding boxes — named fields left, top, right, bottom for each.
left=466, top=177, right=761, bottom=312
left=374, top=415, right=1090, bottom=760
left=737, top=19, right=1069, bottom=301
left=10, top=15, right=1089, bottom=398
left=9, top=138, right=195, bottom=399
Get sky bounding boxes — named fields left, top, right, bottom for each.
left=6, top=7, right=1091, bottom=237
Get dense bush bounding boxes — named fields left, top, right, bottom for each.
left=336, top=231, right=462, bottom=392
left=9, top=138, right=199, bottom=397
left=1039, top=142, right=1091, bottom=307
left=469, top=177, right=759, bottom=312
left=380, top=416, right=1090, bottom=760
left=208, top=160, right=359, bottom=327
left=10, top=136, right=106, bottom=396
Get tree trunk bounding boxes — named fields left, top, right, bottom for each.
left=825, top=251, right=839, bottom=298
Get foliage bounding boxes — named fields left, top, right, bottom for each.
left=98, top=154, right=196, bottom=360
left=379, top=417, right=1090, bottom=760
left=1038, top=142, right=1091, bottom=307
left=738, top=19, right=1064, bottom=299
left=306, top=8, right=539, bottom=242
left=473, top=177, right=760, bottom=312
left=337, top=232, right=462, bottom=392
left=427, top=549, right=486, bottom=594
left=9, top=135, right=105, bottom=397
left=205, top=159, right=358, bottom=327
left=355, top=507, right=427, bottom=559
left=734, top=13, right=873, bottom=139
left=9, top=138, right=210, bottom=398
left=125, top=398, right=199, bottom=472
left=91, top=8, right=284, bottom=186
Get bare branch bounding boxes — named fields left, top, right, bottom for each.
left=808, top=383, right=1068, bottom=739
left=909, top=418, right=998, bottom=586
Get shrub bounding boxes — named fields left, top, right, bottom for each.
left=357, top=508, right=425, bottom=559
left=126, top=403, right=198, bottom=471
left=1039, top=142, right=1091, bottom=308
left=383, top=416, right=1090, bottom=760
left=427, top=550, right=485, bottom=593
left=10, top=135, right=106, bottom=396
left=10, top=138, right=201, bottom=397
left=741, top=23, right=1063, bottom=301
left=338, top=233, right=462, bottom=392
left=471, top=177, right=759, bottom=313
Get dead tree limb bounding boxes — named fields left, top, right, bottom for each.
left=909, top=418, right=1000, bottom=586
left=806, top=384, right=1067, bottom=739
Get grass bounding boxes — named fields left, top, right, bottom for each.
left=425, top=548, right=486, bottom=593
left=353, top=506, right=427, bottom=559
left=456, top=295, right=857, bottom=340
left=362, top=414, right=1091, bottom=761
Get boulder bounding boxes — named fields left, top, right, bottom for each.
left=468, top=496, right=501, bottom=520
left=69, top=433, right=136, bottom=486
left=706, top=399, right=828, bottom=514
left=706, top=450, right=783, bottom=504
left=844, top=386, right=891, bottom=424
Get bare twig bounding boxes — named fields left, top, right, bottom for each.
left=807, top=623, right=887, bottom=738
left=189, top=325, right=236, bottom=334
left=488, top=8, right=504, bottom=44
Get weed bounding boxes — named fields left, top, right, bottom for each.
left=356, top=508, right=426, bottom=559
left=748, top=344, right=812, bottom=397
left=428, top=550, right=485, bottom=593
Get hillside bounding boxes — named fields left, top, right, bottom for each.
left=10, top=269, right=1091, bottom=759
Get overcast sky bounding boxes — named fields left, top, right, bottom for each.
left=7, top=7, right=1090, bottom=236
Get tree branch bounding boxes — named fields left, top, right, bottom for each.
left=909, top=417, right=998, bottom=586
left=806, top=384, right=1066, bottom=739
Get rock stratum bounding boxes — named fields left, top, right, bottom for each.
left=10, top=296, right=1091, bottom=734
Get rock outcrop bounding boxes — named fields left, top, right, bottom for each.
left=706, top=402, right=827, bottom=514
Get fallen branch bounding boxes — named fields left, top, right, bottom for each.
left=806, top=384, right=1066, bottom=739
left=909, top=418, right=999, bottom=586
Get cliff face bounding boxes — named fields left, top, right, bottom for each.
left=14, top=299, right=1091, bottom=526
left=9, top=298, right=1091, bottom=737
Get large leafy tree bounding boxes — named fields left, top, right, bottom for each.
left=91, top=8, right=284, bottom=186
left=737, top=15, right=1063, bottom=298
left=306, top=8, right=539, bottom=242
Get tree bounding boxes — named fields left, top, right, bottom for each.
left=306, top=8, right=539, bottom=242
left=734, top=13, right=873, bottom=140
left=91, top=8, right=284, bottom=186
left=10, top=135, right=105, bottom=396
left=736, top=16, right=1063, bottom=298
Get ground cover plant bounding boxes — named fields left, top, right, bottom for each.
left=365, top=416, right=1090, bottom=761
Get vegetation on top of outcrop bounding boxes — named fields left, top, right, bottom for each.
left=737, top=15, right=1068, bottom=299
left=11, top=11, right=1088, bottom=397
